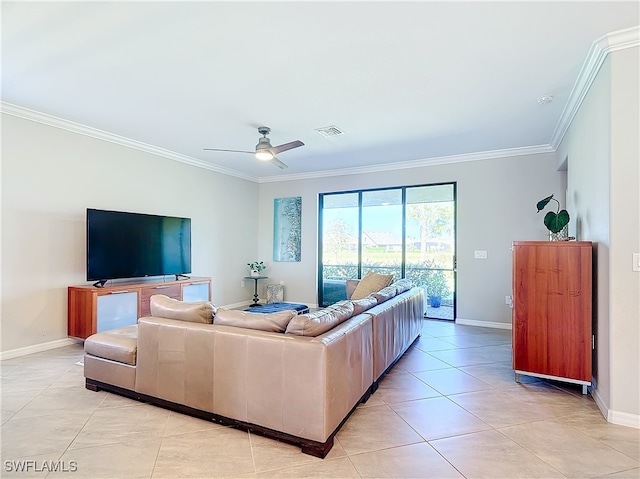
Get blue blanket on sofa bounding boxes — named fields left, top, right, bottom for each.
left=245, top=302, right=309, bottom=314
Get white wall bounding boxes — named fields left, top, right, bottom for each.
left=258, top=152, right=564, bottom=327
left=558, top=46, right=640, bottom=424
left=558, top=55, right=612, bottom=409
left=1, top=114, right=259, bottom=353
left=609, top=47, right=639, bottom=422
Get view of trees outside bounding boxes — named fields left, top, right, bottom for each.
left=320, top=185, right=455, bottom=315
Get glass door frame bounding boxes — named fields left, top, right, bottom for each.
left=318, top=181, right=457, bottom=320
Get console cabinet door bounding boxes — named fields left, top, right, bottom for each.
left=182, top=282, right=211, bottom=302
left=96, top=291, right=138, bottom=332
left=512, top=241, right=592, bottom=383
left=140, top=283, right=182, bottom=317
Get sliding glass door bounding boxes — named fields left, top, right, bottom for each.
left=319, top=183, right=456, bottom=320
left=404, top=185, right=455, bottom=320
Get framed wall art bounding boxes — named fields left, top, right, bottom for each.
left=273, top=196, right=301, bottom=262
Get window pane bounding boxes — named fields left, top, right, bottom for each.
left=319, top=183, right=456, bottom=320
left=321, top=193, right=358, bottom=305
left=405, top=185, right=455, bottom=304
left=361, top=189, right=402, bottom=280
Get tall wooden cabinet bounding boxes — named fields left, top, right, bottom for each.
left=68, top=276, right=212, bottom=339
left=512, top=241, right=593, bottom=393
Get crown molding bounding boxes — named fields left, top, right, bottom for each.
left=549, top=26, right=640, bottom=150
left=5, top=26, right=637, bottom=185
left=258, top=144, right=555, bottom=183
left=0, top=102, right=259, bottom=183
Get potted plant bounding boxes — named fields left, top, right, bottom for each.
left=426, top=269, right=451, bottom=308
left=247, top=261, right=266, bottom=277
left=536, top=194, right=571, bottom=240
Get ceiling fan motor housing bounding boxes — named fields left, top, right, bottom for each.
left=256, top=136, right=273, bottom=151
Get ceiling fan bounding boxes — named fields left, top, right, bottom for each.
left=204, top=126, right=304, bottom=169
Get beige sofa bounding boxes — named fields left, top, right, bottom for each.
left=84, top=278, right=424, bottom=457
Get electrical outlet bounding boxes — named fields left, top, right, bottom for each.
left=505, top=295, right=513, bottom=308
left=240, top=280, right=245, bottom=288
left=474, top=250, right=487, bottom=259
left=633, top=253, right=640, bottom=272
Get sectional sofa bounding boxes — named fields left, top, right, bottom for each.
left=83, top=275, right=424, bottom=457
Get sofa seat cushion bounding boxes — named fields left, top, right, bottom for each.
left=350, top=271, right=394, bottom=300
left=214, top=307, right=297, bottom=332
left=286, top=301, right=355, bottom=337
left=85, top=325, right=138, bottom=365
left=150, top=294, right=215, bottom=324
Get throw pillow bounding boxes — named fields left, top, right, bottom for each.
left=213, top=308, right=297, bottom=333
left=150, top=295, right=216, bottom=324
left=350, top=271, right=394, bottom=300
left=285, top=301, right=354, bottom=337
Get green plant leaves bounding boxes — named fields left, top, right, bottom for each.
left=537, top=193, right=570, bottom=233
left=543, top=210, right=570, bottom=233
left=536, top=194, right=554, bottom=212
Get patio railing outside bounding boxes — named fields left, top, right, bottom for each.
left=321, top=264, right=454, bottom=320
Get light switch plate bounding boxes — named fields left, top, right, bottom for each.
left=474, top=250, right=487, bottom=259
left=633, top=253, right=640, bottom=272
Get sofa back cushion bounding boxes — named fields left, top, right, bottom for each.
left=286, top=301, right=355, bottom=337
left=393, top=278, right=413, bottom=295
left=351, top=296, right=378, bottom=315
left=350, top=271, right=394, bottom=300
left=213, top=307, right=297, bottom=332
left=150, top=295, right=215, bottom=324
left=372, top=285, right=398, bottom=304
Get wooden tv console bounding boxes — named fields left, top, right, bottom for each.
left=68, top=276, right=212, bottom=339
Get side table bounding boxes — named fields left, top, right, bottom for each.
left=244, top=276, right=268, bottom=307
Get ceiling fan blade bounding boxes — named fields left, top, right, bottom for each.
left=203, top=148, right=254, bottom=154
left=270, top=140, right=304, bottom=155
left=270, top=156, right=288, bottom=169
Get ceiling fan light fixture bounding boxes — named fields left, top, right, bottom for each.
left=255, top=149, right=274, bottom=161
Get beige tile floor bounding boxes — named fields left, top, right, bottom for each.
left=1, top=320, right=638, bottom=478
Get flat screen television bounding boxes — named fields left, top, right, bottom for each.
left=86, top=208, right=191, bottom=285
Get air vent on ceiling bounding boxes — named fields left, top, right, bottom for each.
left=315, top=125, right=345, bottom=138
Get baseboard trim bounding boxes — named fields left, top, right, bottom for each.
left=455, top=318, right=512, bottom=330
left=0, top=338, right=82, bottom=360
left=591, top=385, right=609, bottom=421
left=587, top=383, right=639, bottom=429
left=609, top=410, right=640, bottom=429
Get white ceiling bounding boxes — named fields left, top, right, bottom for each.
left=2, top=1, right=638, bottom=182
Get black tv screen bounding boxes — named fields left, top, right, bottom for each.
left=86, top=208, right=191, bottom=282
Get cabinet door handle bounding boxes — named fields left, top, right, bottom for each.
left=189, top=281, right=208, bottom=285
left=110, top=290, right=129, bottom=294
left=154, top=285, right=171, bottom=289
